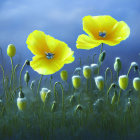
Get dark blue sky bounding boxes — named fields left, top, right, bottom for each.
left=0, top=0, right=140, bottom=79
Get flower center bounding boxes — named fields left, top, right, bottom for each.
left=45, top=52, right=54, bottom=59
left=99, top=31, right=106, bottom=38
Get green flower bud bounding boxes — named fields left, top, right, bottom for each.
left=133, top=77, right=140, bottom=91
left=40, top=88, right=51, bottom=103
left=114, top=57, right=122, bottom=73
left=51, top=101, right=57, bottom=112
left=119, top=75, right=128, bottom=90
left=60, top=70, right=68, bottom=81
left=131, top=62, right=139, bottom=72
left=17, top=91, right=26, bottom=111
left=111, top=91, right=118, bottom=105
left=30, top=80, right=35, bottom=90
left=72, top=75, right=81, bottom=89
left=75, top=104, right=83, bottom=112
left=95, top=76, right=104, bottom=91
left=7, top=44, right=16, bottom=57
left=90, top=64, right=99, bottom=75
left=83, top=66, right=92, bottom=79
left=24, top=71, right=30, bottom=86
left=99, top=51, right=106, bottom=62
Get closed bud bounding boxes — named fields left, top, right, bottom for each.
left=40, top=88, right=51, bottom=103
left=60, top=70, right=68, bottom=81
left=131, top=62, right=139, bottom=71
left=17, top=91, right=26, bottom=111
left=30, top=80, right=35, bottom=90
left=75, top=104, right=83, bottom=112
left=90, top=64, right=99, bottom=75
left=25, top=60, right=30, bottom=66
left=51, top=101, right=57, bottom=112
left=133, top=77, right=140, bottom=91
left=95, top=76, right=104, bottom=91
left=111, top=91, right=118, bottom=105
left=70, top=95, right=76, bottom=104
left=72, top=75, right=81, bottom=89
left=114, top=57, right=122, bottom=73
left=83, top=66, right=91, bottom=79
left=7, top=44, right=16, bottom=57
left=24, top=71, right=30, bottom=86
left=119, top=75, right=128, bottom=90
left=99, top=51, right=106, bottom=62
left=74, top=67, right=81, bottom=75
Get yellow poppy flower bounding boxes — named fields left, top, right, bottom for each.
left=76, top=15, right=130, bottom=49
left=26, top=30, right=74, bottom=75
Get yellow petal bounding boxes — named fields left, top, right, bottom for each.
left=76, top=34, right=101, bottom=49
left=30, top=55, right=64, bottom=75
left=83, top=15, right=118, bottom=39
left=108, top=21, right=130, bottom=42
left=26, top=30, right=50, bottom=55
left=46, top=35, right=75, bottom=63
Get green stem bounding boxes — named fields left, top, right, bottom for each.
left=0, top=64, right=5, bottom=89
left=54, top=82, right=64, bottom=112
left=86, top=79, right=88, bottom=93
left=105, top=67, right=113, bottom=84
left=79, top=57, right=82, bottom=67
left=50, top=75, right=53, bottom=88
left=37, top=75, right=43, bottom=95
left=10, top=57, right=14, bottom=90
left=19, top=61, right=27, bottom=90
left=117, top=71, right=119, bottom=81
left=107, top=84, right=113, bottom=98
left=127, top=66, right=132, bottom=77
left=117, top=89, right=122, bottom=105
left=13, top=64, right=20, bottom=89
left=100, top=43, right=103, bottom=54
left=93, top=54, right=96, bottom=63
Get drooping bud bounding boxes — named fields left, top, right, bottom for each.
left=17, top=91, right=26, bottom=111
left=69, top=95, right=76, bottom=104
left=111, top=91, right=118, bottom=105
left=95, top=76, right=104, bottom=91
left=114, top=57, right=122, bottom=73
left=133, top=77, right=140, bottom=91
left=30, top=80, right=35, bottom=90
left=72, top=75, right=81, bottom=89
left=40, top=88, right=51, bottom=103
left=25, top=60, right=30, bottom=66
left=83, top=66, right=91, bottom=79
left=51, top=101, right=57, bottom=112
left=7, top=44, right=16, bottom=57
left=131, top=62, right=139, bottom=72
left=119, top=75, right=128, bottom=90
left=75, top=104, right=83, bottom=112
left=99, top=51, right=106, bottom=62
left=60, top=70, right=68, bottom=81
left=24, top=71, right=30, bottom=86
left=90, top=64, right=99, bottom=75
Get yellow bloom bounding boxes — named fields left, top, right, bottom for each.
left=17, top=98, right=26, bottom=111
left=26, top=30, right=74, bottom=75
left=76, top=15, right=130, bottom=49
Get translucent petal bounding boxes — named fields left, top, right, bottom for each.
left=76, top=34, right=101, bottom=49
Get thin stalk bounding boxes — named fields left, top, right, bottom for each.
left=10, top=57, right=14, bottom=90
left=37, top=75, right=43, bottom=95
left=86, top=79, right=88, bottom=93
left=105, top=67, right=113, bottom=84
left=19, top=61, right=27, bottom=90
left=54, top=82, right=64, bottom=112
left=107, top=84, right=113, bottom=98
left=98, top=43, right=103, bottom=74
left=100, top=43, right=103, bottom=54
left=0, top=64, right=5, bottom=88
left=117, top=72, right=119, bottom=81
left=117, top=89, right=122, bottom=105
left=93, top=54, right=97, bottom=63
left=13, top=64, right=20, bottom=89
left=127, top=66, right=132, bottom=77
left=79, top=57, right=82, bottom=67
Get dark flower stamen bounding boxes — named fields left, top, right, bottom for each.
left=45, top=52, right=55, bottom=59
left=99, top=31, right=106, bottom=38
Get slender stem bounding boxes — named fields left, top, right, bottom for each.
left=54, top=82, right=64, bottom=112
left=10, top=57, right=14, bottom=90
left=117, top=89, right=122, bottom=105
left=37, top=75, right=43, bottom=95
left=0, top=64, right=5, bottom=88
left=105, top=67, right=113, bottom=84
left=50, top=75, right=53, bottom=88
left=117, top=72, right=119, bottom=81
left=100, top=43, right=103, bottom=54
left=107, top=84, right=113, bottom=98
left=86, top=79, right=88, bottom=93
left=79, top=57, right=82, bottom=67
left=19, top=61, right=27, bottom=90
left=13, top=64, right=20, bottom=89
left=127, top=66, right=132, bottom=77
left=93, top=54, right=96, bottom=63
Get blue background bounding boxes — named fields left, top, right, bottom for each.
left=0, top=0, right=140, bottom=80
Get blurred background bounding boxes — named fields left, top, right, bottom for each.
left=0, top=0, right=140, bottom=81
